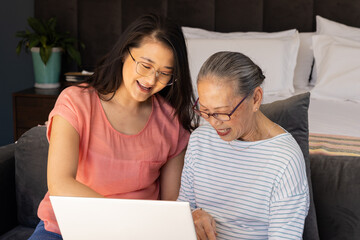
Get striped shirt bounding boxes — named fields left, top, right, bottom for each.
left=178, top=124, right=309, bottom=240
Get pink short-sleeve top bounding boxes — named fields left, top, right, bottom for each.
left=37, top=86, right=190, bottom=234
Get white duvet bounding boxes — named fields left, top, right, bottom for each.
left=263, top=90, right=360, bottom=138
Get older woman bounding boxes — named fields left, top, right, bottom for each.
left=178, top=51, right=309, bottom=240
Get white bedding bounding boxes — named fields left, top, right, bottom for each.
left=263, top=91, right=360, bottom=138
left=307, top=97, right=360, bottom=138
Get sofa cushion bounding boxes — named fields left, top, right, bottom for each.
left=0, top=225, right=34, bottom=240
left=310, top=154, right=360, bottom=240
left=15, top=126, right=48, bottom=228
left=260, top=92, right=319, bottom=240
left=0, top=143, right=17, bottom=235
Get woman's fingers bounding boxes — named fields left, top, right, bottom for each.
left=211, top=218, right=217, bottom=236
left=192, top=209, right=217, bottom=240
left=196, top=233, right=201, bottom=240
left=195, top=223, right=208, bottom=240
left=203, top=221, right=217, bottom=240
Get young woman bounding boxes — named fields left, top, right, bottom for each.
left=178, top=51, right=309, bottom=240
left=29, top=14, right=197, bottom=239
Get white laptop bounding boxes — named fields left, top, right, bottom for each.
left=50, top=196, right=197, bottom=240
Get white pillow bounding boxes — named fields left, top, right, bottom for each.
left=316, top=15, right=360, bottom=40
left=311, top=35, right=360, bottom=102
left=182, top=26, right=309, bottom=92
left=186, top=32, right=300, bottom=97
left=293, top=32, right=315, bottom=89
left=310, top=16, right=360, bottom=85
left=182, top=26, right=297, bottom=39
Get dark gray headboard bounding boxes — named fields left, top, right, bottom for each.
left=35, top=0, right=360, bottom=70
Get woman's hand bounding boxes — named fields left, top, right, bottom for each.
left=192, top=208, right=217, bottom=240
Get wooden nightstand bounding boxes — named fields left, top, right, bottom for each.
left=12, top=87, right=64, bottom=141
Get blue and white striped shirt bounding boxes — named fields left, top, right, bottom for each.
left=178, top=124, right=309, bottom=240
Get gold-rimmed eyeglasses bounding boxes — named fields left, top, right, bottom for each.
left=127, top=48, right=176, bottom=86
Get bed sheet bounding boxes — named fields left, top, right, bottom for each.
left=263, top=90, right=360, bottom=138
left=307, top=97, right=360, bottom=138
left=263, top=90, right=360, bottom=156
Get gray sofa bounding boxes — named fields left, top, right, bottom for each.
left=0, top=93, right=359, bottom=240
left=0, top=126, right=48, bottom=240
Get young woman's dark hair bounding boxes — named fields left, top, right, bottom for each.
left=84, top=13, right=198, bottom=132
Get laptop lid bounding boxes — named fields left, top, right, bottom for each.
left=50, top=196, right=197, bottom=240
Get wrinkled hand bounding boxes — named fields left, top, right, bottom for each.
left=192, top=208, right=217, bottom=240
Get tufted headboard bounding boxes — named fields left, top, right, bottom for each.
left=34, top=0, right=360, bottom=71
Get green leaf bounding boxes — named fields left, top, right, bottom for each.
left=46, top=18, right=57, bottom=43
left=47, top=17, right=57, bottom=32
left=27, top=17, right=47, bottom=35
left=16, top=40, right=24, bottom=55
left=29, top=39, right=40, bottom=49
left=40, top=35, right=47, bottom=47
left=40, top=46, right=52, bottom=65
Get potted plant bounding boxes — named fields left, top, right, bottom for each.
left=16, top=17, right=84, bottom=88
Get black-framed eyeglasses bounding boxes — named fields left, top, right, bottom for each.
left=127, top=48, right=176, bottom=86
left=193, top=94, right=249, bottom=121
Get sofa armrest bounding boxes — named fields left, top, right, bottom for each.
left=0, top=143, right=18, bottom=235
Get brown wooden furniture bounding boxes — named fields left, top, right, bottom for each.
left=12, top=87, right=63, bottom=141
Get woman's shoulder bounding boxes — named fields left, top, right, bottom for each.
left=60, top=84, right=94, bottom=95
left=267, top=132, right=299, bottom=149
left=273, top=132, right=301, bottom=149
left=268, top=133, right=305, bottom=164
left=58, top=85, right=97, bottom=103
left=152, top=94, right=179, bottom=123
left=151, top=94, right=186, bottom=132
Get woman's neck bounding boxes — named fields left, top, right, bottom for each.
left=238, top=112, right=274, bottom=142
left=104, top=88, right=152, bottom=114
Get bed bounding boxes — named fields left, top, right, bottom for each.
left=34, top=0, right=360, bottom=239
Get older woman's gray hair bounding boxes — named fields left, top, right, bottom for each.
left=197, top=51, right=265, bottom=96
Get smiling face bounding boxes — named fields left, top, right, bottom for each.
left=197, top=77, right=256, bottom=141
left=120, top=38, right=175, bottom=103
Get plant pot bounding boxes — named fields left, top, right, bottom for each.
left=31, top=47, right=62, bottom=89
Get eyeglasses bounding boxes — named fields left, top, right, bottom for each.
left=127, top=48, right=176, bottom=86
left=193, top=94, right=249, bottom=121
